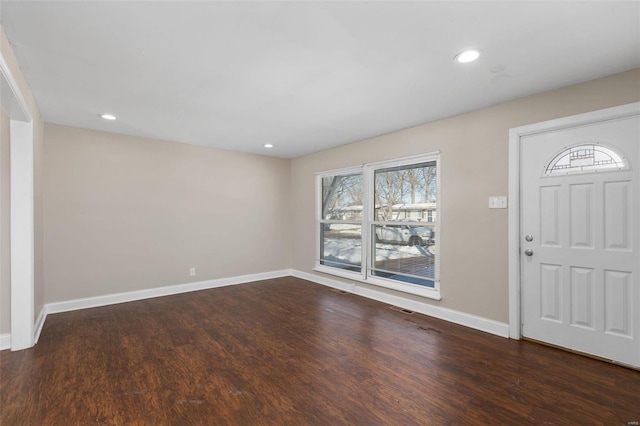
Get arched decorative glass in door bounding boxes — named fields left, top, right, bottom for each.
left=544, top=143, right=628, bottom=176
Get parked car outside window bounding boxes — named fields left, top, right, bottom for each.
left=375, top=224, right=434, bottom=246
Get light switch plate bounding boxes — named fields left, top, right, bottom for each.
left=489, top=196, right=508, bottom=209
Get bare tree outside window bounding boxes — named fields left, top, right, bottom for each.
left=374, top=162, right=436, bottom=221
left=421, top=166, right=437, bottom=203
left=405, top=168, right=421, bottom=204
left=322, top=174, right=362, bottom=220
left=375, top=170, right=406, bottom=220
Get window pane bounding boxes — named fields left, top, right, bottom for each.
left=322, top=174, right=363, bottom=220
left=319, top=223, right=362, bottom=272
left=374, top=162, right=436, bottom=222
left=372, top=224, right=435, bottom=288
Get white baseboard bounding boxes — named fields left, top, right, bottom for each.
left=0, top=306, right=46, bottom=350
left=0, top=333, right=10, bottom=350
left=46, top=269, right=291, bottom=314
left=292, top=269, right=510, bottom=338
left=34, top=306, right=47, bottom=344
left=16, top=268, right=508, bottom=351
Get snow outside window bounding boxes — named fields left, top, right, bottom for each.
left=318, top=171, right=363, bottom=273
left=315, top=153, right=441, bottom=300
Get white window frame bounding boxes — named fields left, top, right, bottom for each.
left=314, top=152, right=441, bottom=300
left=315, top=166, right=365, bottom=282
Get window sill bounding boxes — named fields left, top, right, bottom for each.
left=313, top=265, right=442, bottom=301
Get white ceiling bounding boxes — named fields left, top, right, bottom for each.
left=1, top=1, right=639, bottom=158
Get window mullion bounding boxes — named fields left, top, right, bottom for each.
left=362, top=165, right=372, bottom=281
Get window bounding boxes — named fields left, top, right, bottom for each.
left=318, top=169, right=363, bottom=273
left=316, top=153, right=440, bottom=299
left=544, top=143, right=628, bottom=176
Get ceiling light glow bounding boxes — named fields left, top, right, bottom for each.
left=455, top=49, right=480, bottom=63
left=100, top=114, right=117, bottom=120
left=264, top=144, right=273, bottom=148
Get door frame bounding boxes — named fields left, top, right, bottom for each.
left=1, top=46, right=36, bottom=351
left=508, top=102, right=640, bottom=339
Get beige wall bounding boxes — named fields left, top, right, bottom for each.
left=1, top=108, right=10, bottom=334
left=4, top=12, right=640, bottom=336
left=1, top=23, right=45, bottom=334
left=290, top=68, right=640, bottom=324
left=44, top=124, right=291, bottom=303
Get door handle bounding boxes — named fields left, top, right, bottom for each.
left=524, top=249, right=534, bottom=256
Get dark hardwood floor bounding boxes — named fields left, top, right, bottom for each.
left=1, top=276, right=638, bottom=425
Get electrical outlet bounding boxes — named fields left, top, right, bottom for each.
left=189, top=267, right=196, bottom=277
left=488, top=196, right=508, bottom=209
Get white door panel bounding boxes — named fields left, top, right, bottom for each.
left=521, top=115, right=639, bottom=367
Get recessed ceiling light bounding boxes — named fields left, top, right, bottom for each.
left=264, top=144, right=273, bottom=148
left=100, top=114, right=117, bottom=120
left=455, top=49, right=480, bottom=63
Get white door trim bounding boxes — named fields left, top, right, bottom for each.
left=508, top=102, right=640, bottom=339
left=1, top=48, right=36, bottom=350
left=9, top=120, right=34, bottom=350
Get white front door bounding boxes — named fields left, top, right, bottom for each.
left=521, top=113, right=639, bottom=367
